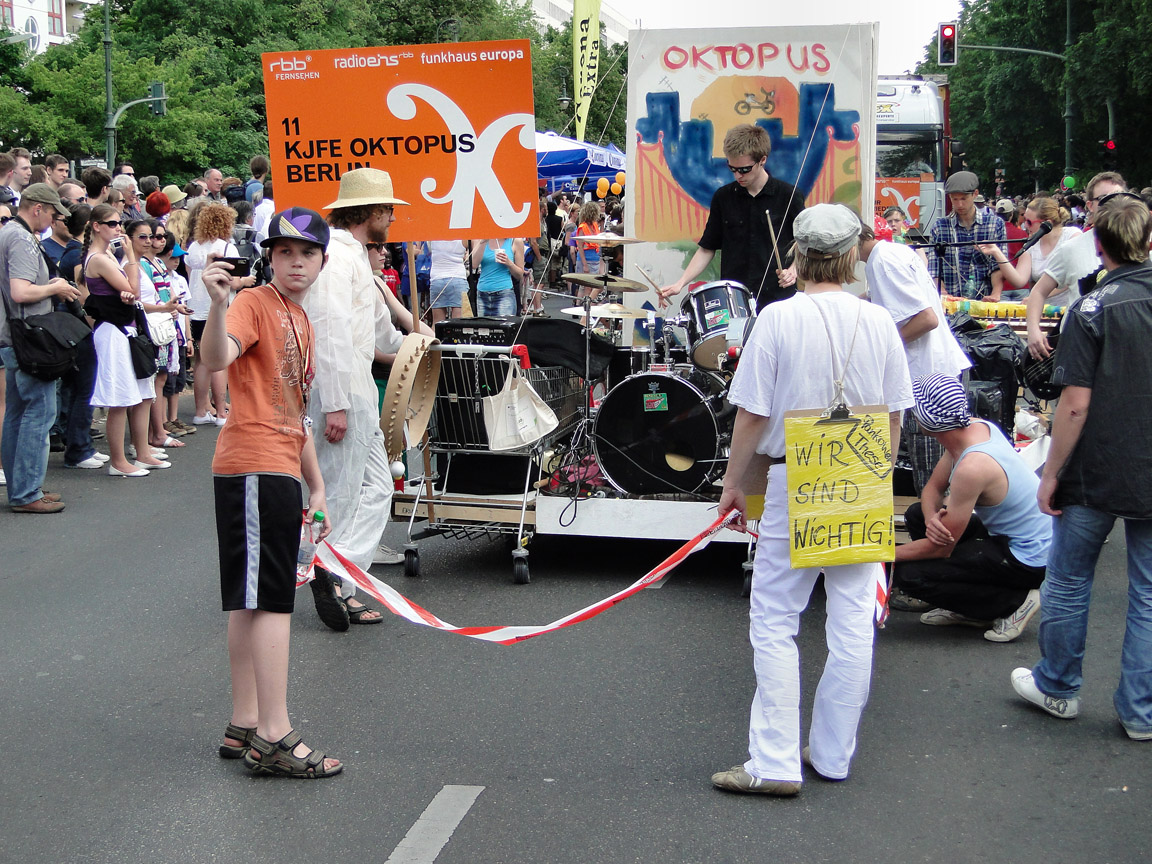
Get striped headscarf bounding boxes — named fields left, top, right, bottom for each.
left=912, top=374, right=971, bottom=433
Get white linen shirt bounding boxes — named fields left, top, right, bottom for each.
left=304, top=227, right=403, bottom=414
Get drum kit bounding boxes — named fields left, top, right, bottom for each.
left=549, top=235, right=758, bottom=499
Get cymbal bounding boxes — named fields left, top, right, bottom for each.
left=561, top=303, right=652, bottom=320
left=574, top=233, right=645, bottom=245
left=562, top=273, right=648, bottom=292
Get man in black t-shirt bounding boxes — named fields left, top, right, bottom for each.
left=1013, top=196, right=1152, bottom=739
left=658, top=124, right=805, bottom=311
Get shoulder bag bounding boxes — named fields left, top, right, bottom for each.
left=482, top=359, right=558, bottom=451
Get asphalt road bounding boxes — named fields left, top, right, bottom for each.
left=1, top=406, right=1148, bottom=864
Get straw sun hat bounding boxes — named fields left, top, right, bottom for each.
left=323, top=167, right=409, bottom=209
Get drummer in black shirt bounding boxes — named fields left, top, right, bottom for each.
left=658, top=124, right=805, bottom=311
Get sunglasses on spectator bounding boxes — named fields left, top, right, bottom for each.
left=727, top=163, right=757, bottom=175
left=134, top=233, right=153, bottom=240
left=97, top=219, right=122, bottom=227
left=365, top=243, right=385, bottom=252
left=0, top=216, right=10, bottom=224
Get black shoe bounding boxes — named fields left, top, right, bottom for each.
left=90, top=427, right=106, bottom=440
left=309, top=566, right=350, bottom=632
left=49, top=434, right=65, bottom=453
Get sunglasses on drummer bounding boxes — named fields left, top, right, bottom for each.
left=727, top=163, right=757, bottom=175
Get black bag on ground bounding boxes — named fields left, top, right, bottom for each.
left=121, top=307, right=157, bottom=379
left=6, top=308, right=92, bottom=381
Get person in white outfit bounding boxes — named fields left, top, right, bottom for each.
left=712, top=204, right=913, bottom=795
left=305, top=169, right=409, bottom=631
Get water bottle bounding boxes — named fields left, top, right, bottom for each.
left=296, top=511, right=325, bottom=578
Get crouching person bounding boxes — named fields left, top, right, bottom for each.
left=893, top=374, right=1051, bottom=643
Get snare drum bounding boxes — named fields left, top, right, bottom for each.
left=681, top=281, right=754, bottom=370
left=606, top=346, right=652, bottom=390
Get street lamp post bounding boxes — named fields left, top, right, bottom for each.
left=103, top=0, right=114, bottom=166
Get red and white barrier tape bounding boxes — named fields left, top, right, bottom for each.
left=295, top=511, right=741, bottom=645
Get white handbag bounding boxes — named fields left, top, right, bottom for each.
left=145, top=312, right=178, bottom=346
left=482, top=361, right=559, bottom=451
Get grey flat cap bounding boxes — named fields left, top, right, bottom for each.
left=793, top=203, right=861, bottom=258
left=944, top=171, right=980, bottom=194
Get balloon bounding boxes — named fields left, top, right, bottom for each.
left=596, top=177, right=609, bottom=193
left=596, top=186, right=607, bottom=198
left=615, top=171, right=626, bottom=185
left=610, top=182, right=622, bottom=195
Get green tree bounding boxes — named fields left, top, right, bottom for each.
left=916, top=0, right=1151, bottom=194
left=0, top=1, right=627, bottom=181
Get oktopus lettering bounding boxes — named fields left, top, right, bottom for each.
left=386, top=83, right=534, bottom=230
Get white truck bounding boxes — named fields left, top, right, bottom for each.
left=876, top=76, right=948, bottom=236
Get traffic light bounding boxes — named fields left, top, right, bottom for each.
left=1101, top=138, right=1117, bottom=168
left=938, top=23, right=958, bottom=66
left=149, top=81, right=167, bottom=116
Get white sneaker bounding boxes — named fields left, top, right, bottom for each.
left=192, top=413, right=218, bottom=425
left=985, top=589, right=1042, bottom=642
left=1011, top=667, right=1080, bottom=719
left=373, top=543, right=404, bottom=565
left=0, top=468, right=6, bottom=486
left=92, top=452, right=110, bottom=463
left=920, top=608, right=993, bottom=628
left=65, top=456, right=105, bottom=469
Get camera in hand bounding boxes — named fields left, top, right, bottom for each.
left=217, top=256, right=252, bottom=279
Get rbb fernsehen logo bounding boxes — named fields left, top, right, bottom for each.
left=269, top=55, right=318, bottom=81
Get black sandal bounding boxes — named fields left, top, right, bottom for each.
left=244, top=729, right=343, bottom=778
left=219, top=723, right=257, bottom=759
left=345, top=598, right=384, bottom=625
left=310, top=566, right=350, bottom=632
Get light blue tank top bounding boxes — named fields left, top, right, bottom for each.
left=477, top=240, right=514, bottom=294
left=951, top=420, right=1052, bottom=567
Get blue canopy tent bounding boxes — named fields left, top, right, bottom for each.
left=535, top=132, right=626, bottom=194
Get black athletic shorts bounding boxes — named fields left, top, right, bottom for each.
left=214, top=473, right=302, bottom=613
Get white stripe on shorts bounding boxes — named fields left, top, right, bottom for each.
left=244, top=475, right=261, bottom=608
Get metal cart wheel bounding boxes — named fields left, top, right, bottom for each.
left=404, top=546, right=420, bottom=578
left=512, top=548, right=530, bottom=585
left=741, top=561, right=753, bottom=598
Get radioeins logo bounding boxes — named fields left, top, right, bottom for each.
left=269, top=55, right=319, bottom=80
left=333, top=51, right=406, bottom=69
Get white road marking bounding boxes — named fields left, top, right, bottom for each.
left=385, top=784, right=485, bottom=864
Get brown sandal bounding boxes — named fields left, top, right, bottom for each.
left=243, top=729, right=343, bottom=778
left=219, top=723, right=256, bottom=759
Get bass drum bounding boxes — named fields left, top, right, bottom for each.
left=593, top=370, right=732, bottom=495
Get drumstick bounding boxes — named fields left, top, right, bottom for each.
left=634, top=265, right=661, bottom=291
left=765, top=209, right=785, bottom=274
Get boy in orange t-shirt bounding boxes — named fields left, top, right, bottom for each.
left=199, top=207, right=342, bottom=778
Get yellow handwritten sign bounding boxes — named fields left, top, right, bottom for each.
left=783, top=407, right=895, bottom=568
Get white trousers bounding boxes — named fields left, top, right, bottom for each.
left=745, top=464, right=878, bottom=782
left=310, top=397, right=393, bottom=594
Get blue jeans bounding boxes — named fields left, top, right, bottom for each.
left=1033, top=505, right=1152, bottom=735
left=1, top=346, right=58, bottom=506
left=1001, top=288, right=1030, bottom=303
left=477, top=288, right=517, bottom=317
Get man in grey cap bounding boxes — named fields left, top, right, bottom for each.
left=0, top=184, right=82, bottom=513
left=712, top=203, right=912, bottom=795
left=892, top=373, right=1050, bottom=642
left=928, top=170, right=1007, bottom=300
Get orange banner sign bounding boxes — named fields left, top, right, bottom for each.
left=262, top=42, right=539, bottom=241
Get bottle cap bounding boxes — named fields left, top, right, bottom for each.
left=313, top=511, right=325, bottom=522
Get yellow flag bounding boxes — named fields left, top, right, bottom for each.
left=573, top=0, right=602, bottom=142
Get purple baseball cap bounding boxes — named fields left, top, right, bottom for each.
left=261, top=207, right=330, bottom=250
